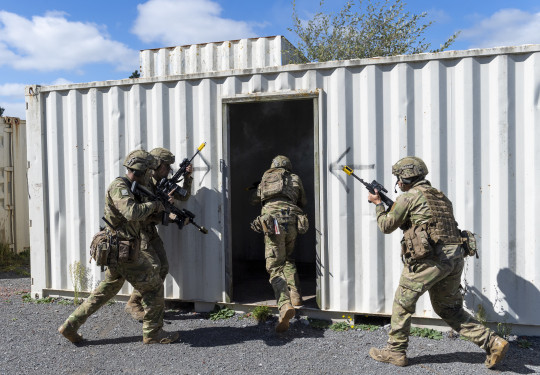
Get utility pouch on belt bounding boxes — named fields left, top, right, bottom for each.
left=296, top=213, right=309, bottom=235
left=117, top=238, right=140, bottom=263
left=460, top=230, right=479, bottom=258
left=402, top=224, right=433, bottom=260
left=251, top=214, right=274, bottom=235
left=89, top=230, right=111, bottom=268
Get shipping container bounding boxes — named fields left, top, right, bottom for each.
left=26, top=36, right=540, bottom=334
left=0, top=116, right=30, bottom=254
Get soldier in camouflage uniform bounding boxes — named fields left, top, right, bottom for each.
left=125, top=147, right=193, bottom=320
left=58, top=150, right=180, bottom=344
left=251, top=155, right=308, bottom=332
left=367, top=156, right=509, bottom=368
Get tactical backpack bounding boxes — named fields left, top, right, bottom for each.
left=259, top=168, right=296, bottom=202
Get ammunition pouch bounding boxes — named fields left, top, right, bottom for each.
left=117, top=238, right=140, bottom=263
left=402, top=223, right=434, bottom=261
left=89, top=230, right=113, bottom=268
left=296, top=213, right=309, bottom=235
left=460, top=230, right=479, bottom=258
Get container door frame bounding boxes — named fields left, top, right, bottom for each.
left=221, top=90, right=324, bottom=308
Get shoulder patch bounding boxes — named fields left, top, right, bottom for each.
left=121, top=189, right=129, bottom=196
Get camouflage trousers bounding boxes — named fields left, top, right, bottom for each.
left=64, top=248, right=164, bottom=340
left=263, top=210, right=301, bottom=309
left=129, top=227, right=169, bottom=303
left=388, top=244, right=494, bottom=352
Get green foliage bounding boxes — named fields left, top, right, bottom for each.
left=496, top=321, right=513, bottom=339
left=476, top=304, right=488, bottom=327
left=252, top=305, right=271, bottom=322
left=21, top=293, right=32, bottom=303
left=69, top=261, right=89, bottom=305
left=288, top=0, right=459, bottom=63
left=0, top=244, right=30, bottom=276
left=354, top=323, right=379, bottom=331
left=22, top=293, right=57, bottom=304
left=308, top=318, right=332, bottom=330
left=518, top=338, right=532, bottom=349
left=410, top=327, right=443, bottom=340
left=0, top=107, right=4, bottom=116
left=129, top=70, right=140, bottom=78
left=330, top=321, right=351, bottom=331
left=209, top=306, right=235, bottom=321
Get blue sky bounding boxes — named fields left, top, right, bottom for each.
left=1, top=0, right=540, bottom=119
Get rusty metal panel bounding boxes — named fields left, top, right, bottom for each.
left=26, top=44, right=540, bottom=332
left=140, top=36, right=301, bottom=78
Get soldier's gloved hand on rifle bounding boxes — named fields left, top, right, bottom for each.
left=184, top=163, right=193, bottom=178
left=367, top=189, right=383, bottom=205
left=167, top=212, right=189, bottom=226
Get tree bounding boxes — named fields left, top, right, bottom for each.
left=288, top=0, right=459, bottom=63
left=129, top=70, right=140, bottom=78
left=0, top=107, right=4, bottom=117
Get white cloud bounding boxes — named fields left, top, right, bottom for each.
left=0, top=83, right=26, bottom=97
left=132, top=0, right=260, bottom=46
left=0, top=101, right=26, bottom=119
left=462, top=9, right=540, bottom=48
left=0, top=11, right=138, bottom=71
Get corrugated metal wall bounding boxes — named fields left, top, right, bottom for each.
left=0, top=116, right=29, bottom=253
left=140, top=36, right=301, bottom=78
left=26, top=45, right=540, bottom=328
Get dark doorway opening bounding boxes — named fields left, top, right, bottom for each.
left=228, top=99, right=318, bottom=308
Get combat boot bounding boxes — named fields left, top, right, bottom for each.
left=369, top=347, right=408, bottom=367
left=290, top=290, right=303, bottom=307
left=143, top=329, right=180, bottom=344
left=275, top=303, right=295, bottom=333
left=58, top=321, right=83, bottom=343
left=485, top=335, right=509, bottom=369
left=125, top=294, right=144, bottom=321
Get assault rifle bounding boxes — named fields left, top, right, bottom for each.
left=156, top=142, right=206, bottom=198
left=342, top=165, right=394, bottom=208
left=131, top=181, right=208, bottom=234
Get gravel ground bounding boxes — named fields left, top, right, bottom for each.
left=1, top=274, right=539, bottom=375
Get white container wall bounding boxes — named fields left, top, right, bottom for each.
left=26, top=43, right=540, bottom=331
left=0, top=116, right=30, bottom=253
left=140, top=36, right=302, bottom=78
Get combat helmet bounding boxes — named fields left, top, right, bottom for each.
left=270, top=155, right=292, bottom=171
left=392, top=156, right=428, bottom=184
left=123, top=149, right=151, bottom=175
left=150, top=147, right=175, bottom=166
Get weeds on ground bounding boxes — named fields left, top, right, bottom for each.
left=476, top=304, right=488, bottom=327
left=410, top=327, right=443, bottom=340
left=69, top=261, right=89, bottom=305
left=252, top=305, right=271, bottom=322
left=209, top=306, right=235, bottom=321
left=496, top=321, right=513, bottom=339
left=22, top=293, right=57, bottom=304
left=518, top=338, right=532, bottom=349
left=0, top=244, right=30, bottom=276
left=308, top=318, right=332, bottom=330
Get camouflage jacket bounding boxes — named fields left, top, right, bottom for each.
left=375, top=179, right=437, bottom=234
left=102, top=176, right=162, bottom=240
left=251, top=170, right=307, bottom=212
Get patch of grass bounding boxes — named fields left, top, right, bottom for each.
left=308, top=318, right=331, bottom=330
left=252, top=305, right=271, bottom=322
left=518, top=338, right=532, bottom=349
left=106, top=299, right=116, bottom=306
left=330, top=321, right=351, bottom=331
left=21, top=293, right=32, bottom=303
left=209, top=306, right=235, bottom=321
left=496, top=321, right=513, bottom=339
left=0, top=244, right=30, bottom=276
left=476, top=304, right=488, bottom=327
left=354, top=323, right=379, bottom=331
left=410, top=327, right=443, bottom=340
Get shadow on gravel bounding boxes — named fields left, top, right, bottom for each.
left=75, top=335, right=143, bottom=346
left=180, top=324, right=324, bottom=348
left=412, top=347, right=540, bottom=374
